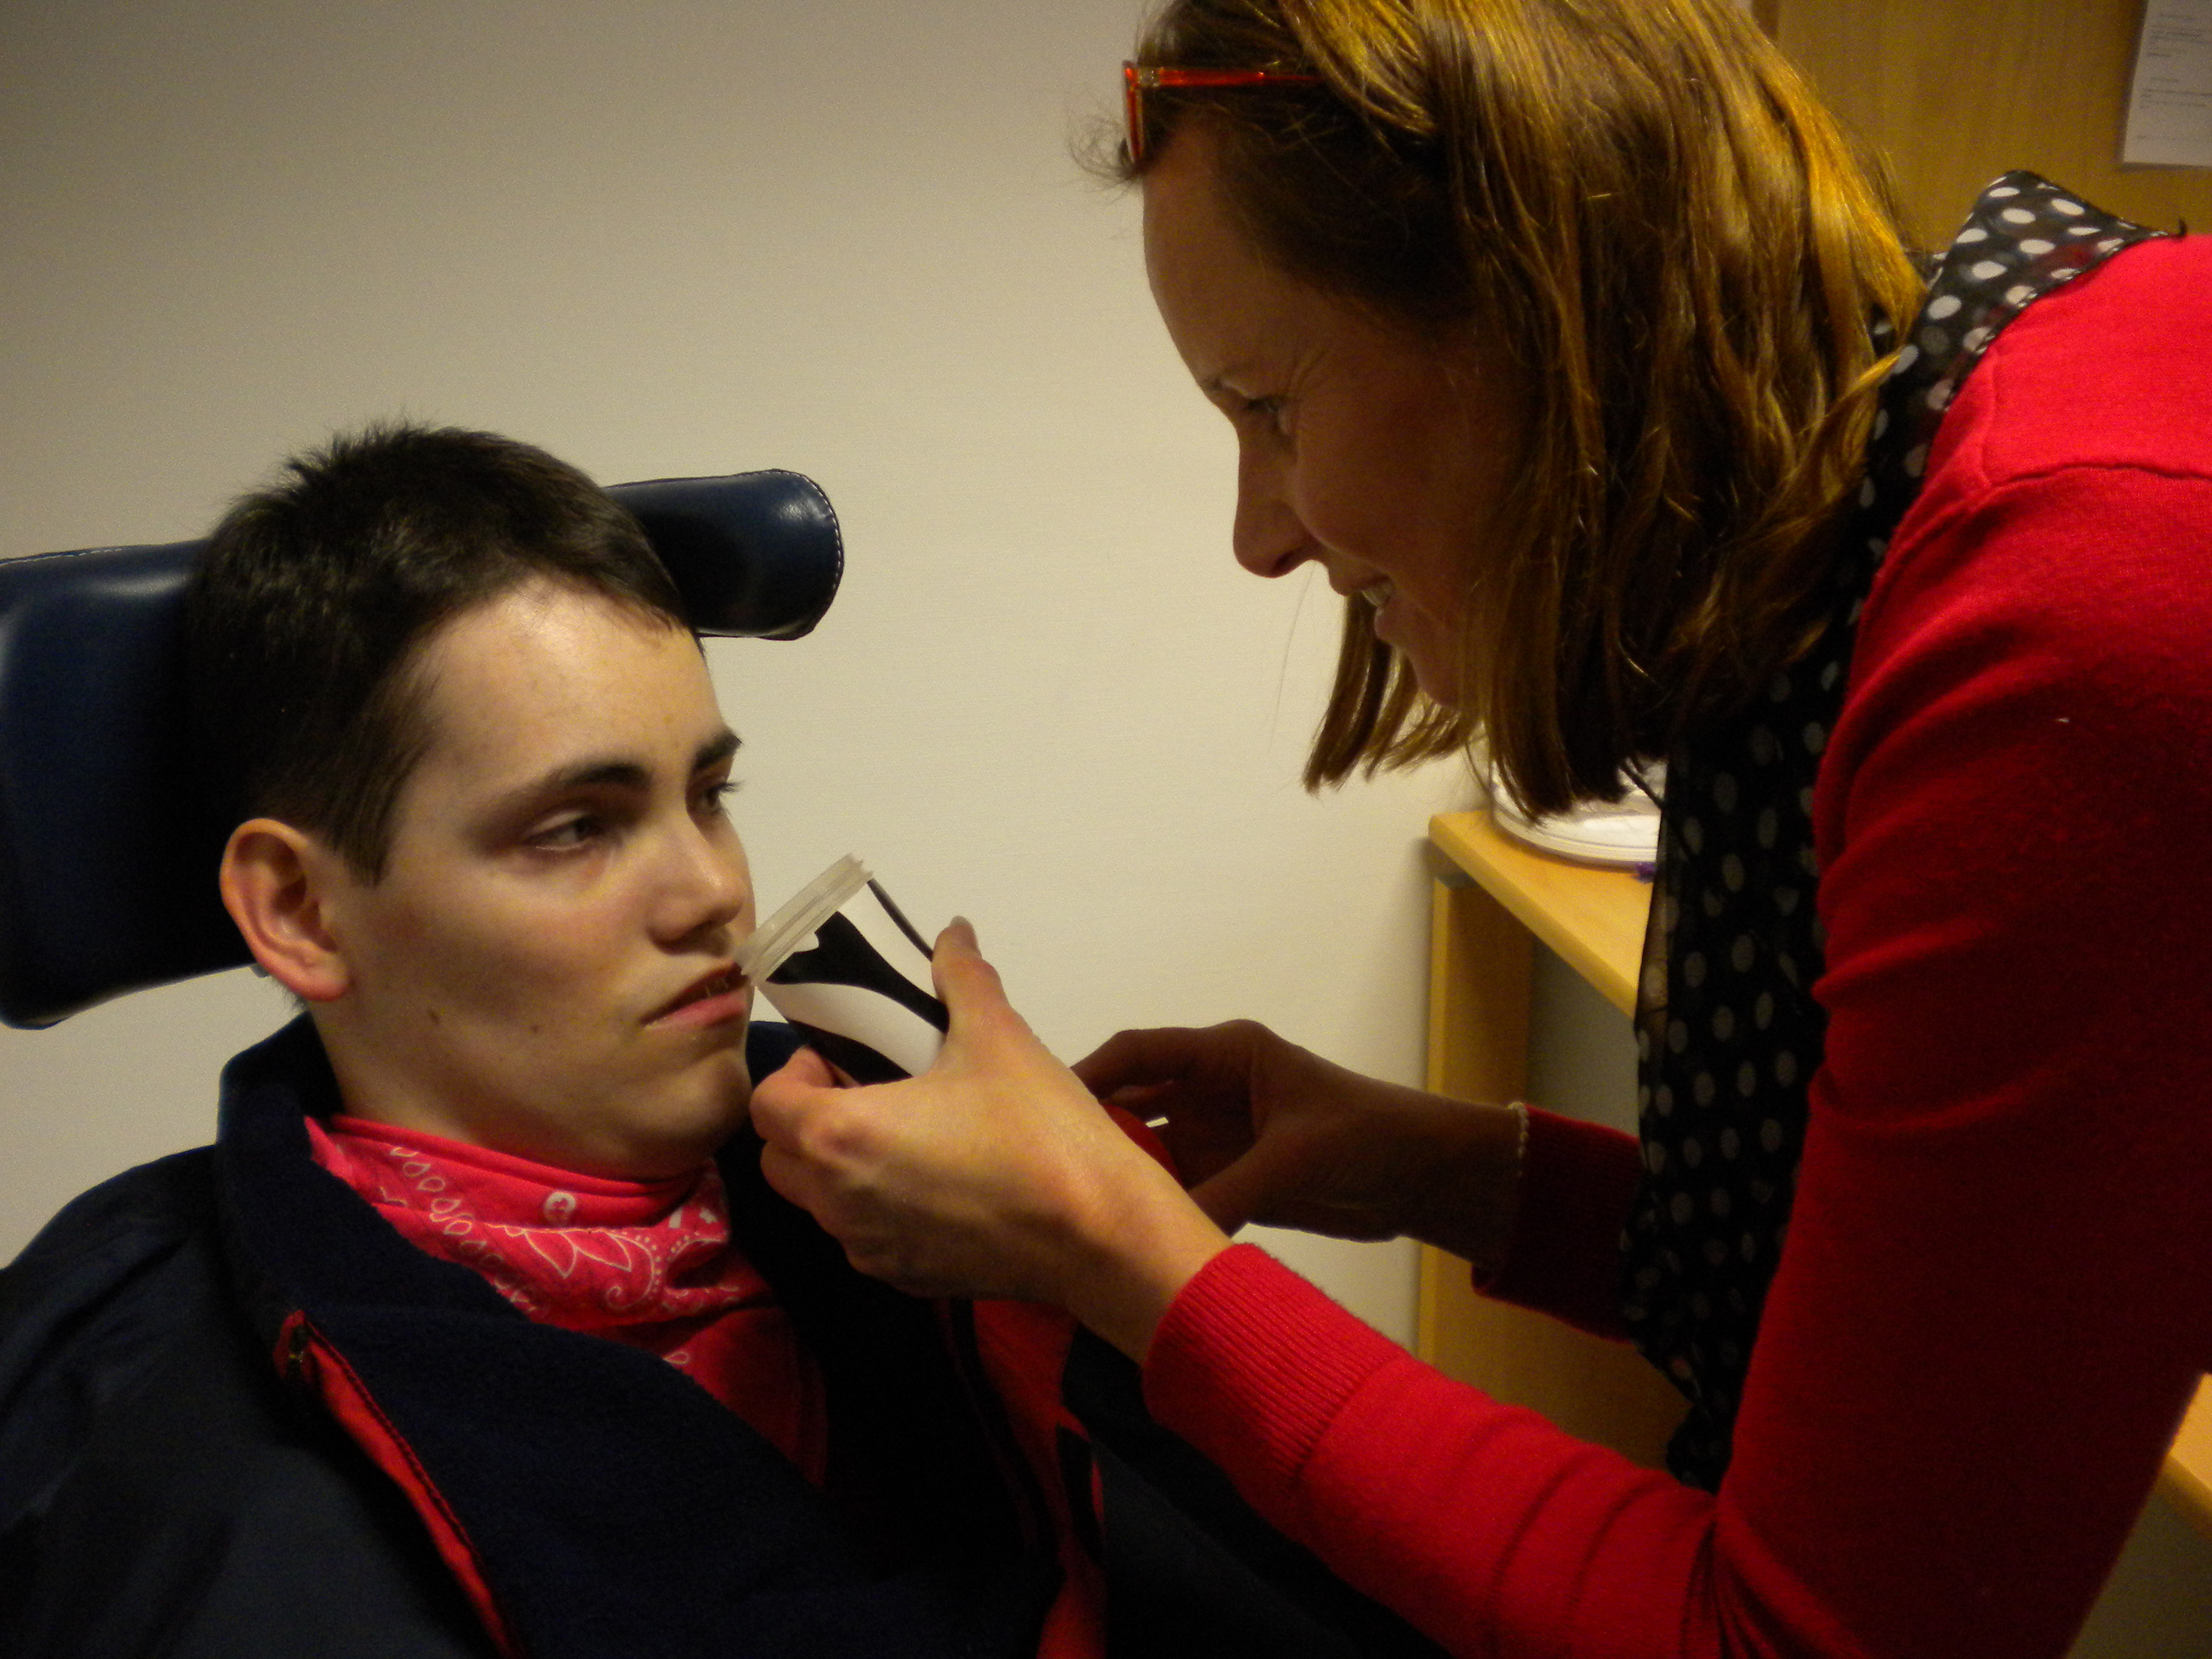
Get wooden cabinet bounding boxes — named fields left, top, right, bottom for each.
left=1415, top=813, right=1684, bottom=1468
left=1760, top=0, right=2211, bottom=246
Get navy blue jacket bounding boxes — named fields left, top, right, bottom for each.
left=0, top=1018, right=1441, bottom=1659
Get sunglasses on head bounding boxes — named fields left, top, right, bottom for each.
left=1122, top=61, right=1323, bottom=165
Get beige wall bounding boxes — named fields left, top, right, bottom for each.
left=0, top=0, right=1473, bottom=1339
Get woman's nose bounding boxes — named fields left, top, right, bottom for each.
left=1230, top=441, right=1309, bottom=580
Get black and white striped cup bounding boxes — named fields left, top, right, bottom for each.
left=742, top=857, right=948, bottom=1084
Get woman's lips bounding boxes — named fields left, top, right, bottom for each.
left=1364, top=580, right=1405, bottom=645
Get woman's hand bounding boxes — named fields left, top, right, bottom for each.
left=748, top=920, right=1232, bottom=1361
left=1076, top=1021, right=1526, bottom=1271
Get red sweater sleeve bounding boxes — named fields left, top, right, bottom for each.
left=1144, top=234, right=2212, bottom=1658
left=1480, top=1107, right=1643, bottom=1339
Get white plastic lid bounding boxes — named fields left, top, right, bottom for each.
left=734, top=853, right=872, bottom=983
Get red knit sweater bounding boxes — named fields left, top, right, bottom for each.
left=1143, top=233, right=2212, bottom=1658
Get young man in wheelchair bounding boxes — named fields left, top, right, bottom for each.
left=0, top=423, right=1441, bottom=1659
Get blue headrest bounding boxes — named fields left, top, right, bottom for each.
left=0, top=469, right=842, bottom=1028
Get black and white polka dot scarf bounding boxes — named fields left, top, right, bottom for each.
left=1621, top=175, right=2165, bottom=1490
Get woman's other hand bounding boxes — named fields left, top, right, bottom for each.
left=1076, top=1021, right=1526, bottom=1272
left=749, top=919, right=1232, bottom=1361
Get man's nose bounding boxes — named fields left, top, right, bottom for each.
left=655, top=820, right=751, bottom=943
left=1230, top=440, right=1309, bottom=580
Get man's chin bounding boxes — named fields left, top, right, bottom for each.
left=700, top=1045, right=756, bottom=1147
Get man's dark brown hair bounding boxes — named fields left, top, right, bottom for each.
left=185, top=421, right=687, bottom=877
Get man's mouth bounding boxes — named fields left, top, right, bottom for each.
left=652, top=967, right=746, bottom=1025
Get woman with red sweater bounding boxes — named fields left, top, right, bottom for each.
left=751, top=0, right=2212, bottom=1653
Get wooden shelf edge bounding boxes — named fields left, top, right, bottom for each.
left=2158, top=1378, right=2212, bottom=1540
left=1427, top=811, right=1647, bottom=1017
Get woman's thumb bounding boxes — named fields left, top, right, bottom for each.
left=1185, top=1148, right=1279, bottom=1235
left=931, top=916, right=996, bottom=1005
left=775, top=1044, right=839, bottom=1090
left=931, top=916, right=1035, bottom=1052
left=749, top=1042, right=840, bottom=1143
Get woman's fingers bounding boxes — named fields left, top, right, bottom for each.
left=1182, top=1144, right=1285, bottom=1232
left=754, top=1134, right=820, bottom=1214
left=1072, top=1023, right=1215, bottom=1095
left=746, top=937, right=1235, bottom=1350
left=752, top=1065, right=970, bottom=1294
left=748, top=1044, right=845, bottom=1147
left=752, top=1050, right=872, bottom=1212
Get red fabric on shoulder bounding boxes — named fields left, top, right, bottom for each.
left=971, top=1298, right=1106, bottom=1659
left=276, top=1310, right=523, bottom=1659
left=952, top=1096, right=1174, bottom=1659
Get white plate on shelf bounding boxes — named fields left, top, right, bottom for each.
left=1487, top=765, right=1663, bottom=869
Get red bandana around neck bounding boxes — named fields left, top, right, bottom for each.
left=307, top=1114, right=826, bottom=1482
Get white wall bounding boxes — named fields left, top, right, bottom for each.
left=0, top=0, right=1473, bottom=1340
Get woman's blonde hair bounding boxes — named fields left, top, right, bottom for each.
left=1120, top=0, right=1925, bottom=814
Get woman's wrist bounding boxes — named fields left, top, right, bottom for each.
left=1399, top=1096, right=1529, bottom=1275
left=1059, top=1151, right=1234, bottom=1362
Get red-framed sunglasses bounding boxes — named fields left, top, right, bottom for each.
left=1122, top=61, right=1323, bottom=165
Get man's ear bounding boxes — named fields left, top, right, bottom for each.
left=219, top=819, right=355, bottom=1003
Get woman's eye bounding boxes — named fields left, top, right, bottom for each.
left=1230, top=395, right=1292, bottom=449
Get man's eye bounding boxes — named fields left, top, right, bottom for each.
left=694, top=779, right=739, bottom=819
left=530, top=815, right=602, bottom=850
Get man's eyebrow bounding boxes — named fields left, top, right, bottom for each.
left=694, top=728, right=742, bottom=773
left=492, top=729, right=742, bottom=815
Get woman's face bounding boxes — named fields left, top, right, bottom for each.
left=1142, top=122, right=1519, bottom=709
